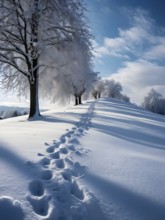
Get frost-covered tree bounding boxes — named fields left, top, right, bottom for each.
left=92, top=78, right=104, bottom=99
left=0, top=0, right=88, bottom=118
left=120, top=94, right=130, bottom=103
left=104, top=79, right=122, bottom=98
left=63, top=36, right=92, bottom=105
left=46, top=30, right=95, bottom=106
left=142, top=89, right=165, bottom=115
left=91, top=78, right=130, bottom=102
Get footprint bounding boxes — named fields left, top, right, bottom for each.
left=37, top=153, right=44, bottom=156
left=74, top=162, right=86, bottom=171
left=72, top=162, right=86, bottom=177
left=75, top=150, right=82, bottom=156
left=68, top=138, right=79, bottom=145
left=46, top=146, right=55, bottom=153
left=55, top=159, right=65, bottom=169
left=61, top=170, right=72, bottom=182
left=41, top=169, right=53, bottom=180
left=60, top=136, right=66, bottom=143
left=60, top=147, right=68, bottom=154
left=54, top=142, right=60, bottom=148
left=64, top=157, right=74, bottom=166
left=77, top=128, right=84, bottom=133
left=27, top=195, right=49, bottom=216
left=65, top=132, right=71, bottom=138
left=68, top=145, right=76, bottom=151
left=56, top=188, right=70, bottom=203
left=50, top=151, right=60, bottom=159
left=29, top=180, right=44, bottom=196
left=26, top=160, right=35, bottom=166
left=71, top=181, right=84, bottom=200
left=40, top=157, right=51, bottom=166
left=66, top=131, right=74, bottom=138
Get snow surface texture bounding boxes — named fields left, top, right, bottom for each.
left=0, top=98, right=165, bottom=219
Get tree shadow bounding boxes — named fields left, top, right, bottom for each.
left=98, top=98, right=165, bottom=124
left=0, top=143, right=42, bottom=178
left=84, top=172, right=165, bottom=220
left=93, top=100, right=165, bottom=151
left=27, top=112, right=82, bottom=125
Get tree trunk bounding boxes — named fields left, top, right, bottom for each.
left=28, top=56, right=40, bottom=119
left=98, top=93, right=101, bottom=98
left=29, top=75, right=40, bottom=119
left=28, top=0, right=40, bottom=119
left=78, top=95, right=82, bottom=104
left=74, top=96, right=78, bottom=106
left=78, top=89, right=85, bottom=104
left=92, top=92, right=97, bottom=99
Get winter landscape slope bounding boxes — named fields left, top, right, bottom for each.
left=0, top=98, right=165, bottom=220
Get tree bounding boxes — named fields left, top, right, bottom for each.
left=62, top=33, right=94, bottom=106
left=120, top=94, right=130, bottom=103
left=104, top=79, right=122, bottom=99
left=91, top=78, right=130, bottom=102
left=0, top=0, right=88, bottom=118
left=92, top=78, right=104, bottom=99
left=44, top=30, right=95, bottom=106
left=142, top=89, right=165, bottom=115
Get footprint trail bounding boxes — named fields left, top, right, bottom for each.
left=26, top=102, right=103, bottom=219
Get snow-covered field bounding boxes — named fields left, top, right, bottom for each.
left=0, top=98, right=165, bottom=220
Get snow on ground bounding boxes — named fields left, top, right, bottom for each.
left=0, top=98, right=165, bottom=220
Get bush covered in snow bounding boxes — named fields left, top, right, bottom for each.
left=142, top=89, right=165, bottom=115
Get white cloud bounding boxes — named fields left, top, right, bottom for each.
left=94, top=8, right=165, bottom=61
left=93, top=45, right=110, bottom=57
left=94, top=8, right=165, bottom=104
left=108, top=59, right=165, bottom=104
left=104, top=37, right=125, bottom=49
left=143, top=37, right=165, bottom=61
left=94, top=10, right=150, bottom=58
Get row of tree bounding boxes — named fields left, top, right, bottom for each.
left=91, top=78, right=130, bottom=102
left=0, top=1, right=164, bottom=119
left=0, top=0, right=96, bottom=118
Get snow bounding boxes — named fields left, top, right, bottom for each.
left=0, top=196, right=24, bottom=220
left=0, top=98, right=165, bottom=219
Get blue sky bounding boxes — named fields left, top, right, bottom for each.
left=0, top=1, right=164, bottom=105
left=85, top=0, right=165, bottom=103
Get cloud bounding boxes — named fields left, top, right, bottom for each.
left=94, top=8, right=165, bottom=104
left=108, top=59, right=165, bottom=104
left=94, top=8, right=165, bottom=61
left=143, top=37, right=165, bottom=61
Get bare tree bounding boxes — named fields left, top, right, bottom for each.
left=0, top=0, right=88, bottom=118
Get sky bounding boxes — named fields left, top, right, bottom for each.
left=85, top=0, right=165, bottom=104
left=0, top=1, right=164, bottom=105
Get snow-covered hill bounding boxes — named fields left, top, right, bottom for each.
left=0, top=98, right=165, bottom=220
